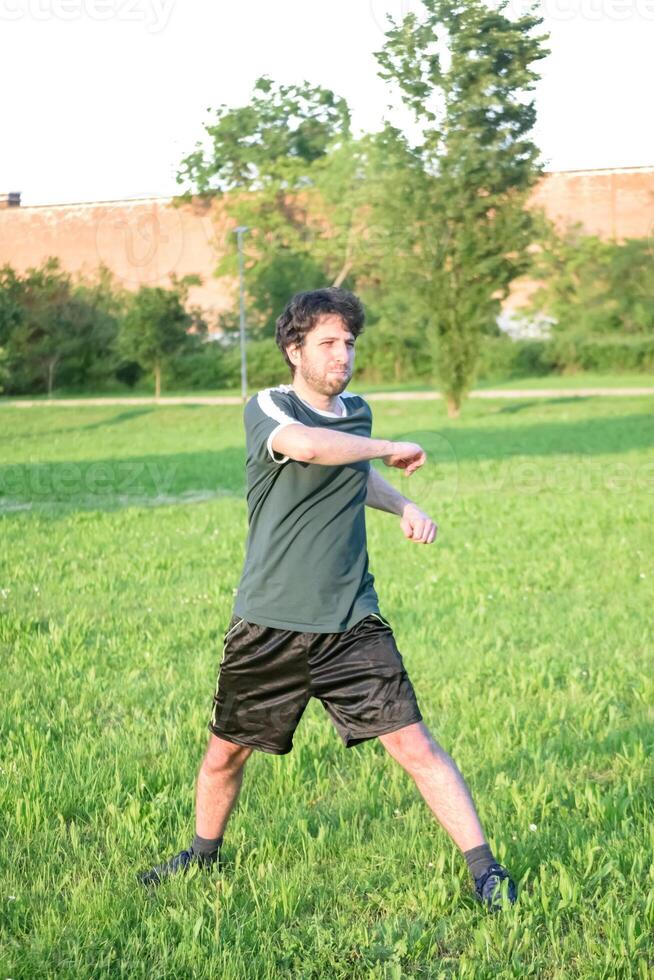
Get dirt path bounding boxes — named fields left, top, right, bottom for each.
left=3, top=387, right=654, bottom=408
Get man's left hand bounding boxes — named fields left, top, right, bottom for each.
left=400, top=503, right=438, bottom=544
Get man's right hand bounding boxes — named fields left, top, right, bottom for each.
left=381, top=442, right=426, bottom=476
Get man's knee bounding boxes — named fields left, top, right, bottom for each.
left=380, top=721, right=448, bottom=775
left=202, top=734, right=253, bottom=775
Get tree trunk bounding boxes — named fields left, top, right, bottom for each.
left=154, top=361, right=161, bottom=400
left=332, top=260, right=353, bottom=288
left=332, top=225, right=354, bottom=288
left=47, top=357, right=58, bottom=398
left=445, top=392, right=461, bottom=419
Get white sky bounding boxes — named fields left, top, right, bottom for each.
left=2, top=0, right=653, bottom=206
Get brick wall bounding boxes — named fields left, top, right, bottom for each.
left=1, top=166, right=652, bottom=328
left=0, top=194, right=235, bottom=334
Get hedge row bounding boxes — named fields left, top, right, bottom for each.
left=163, top=333, right=654, bottom=392
left=476, top=334, right=654, bottom=379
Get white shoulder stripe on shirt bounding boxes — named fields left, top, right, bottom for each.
left=257, top=387, right=302, bottom=465
left=257, top=387, right=298, bottom=426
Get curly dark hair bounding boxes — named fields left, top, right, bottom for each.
left=275, top=287, right=366, bottom=375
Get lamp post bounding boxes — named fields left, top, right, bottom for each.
left=234, top=225, right=249, bottom=403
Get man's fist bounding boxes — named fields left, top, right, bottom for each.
left=400, top=503, right=438, bottom=544
left=382, top=441, right=426, bottom=476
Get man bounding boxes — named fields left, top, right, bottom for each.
left=139, top=287, right=517, bottom=910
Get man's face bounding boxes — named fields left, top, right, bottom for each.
left=289, top=314, right=355, bottom=395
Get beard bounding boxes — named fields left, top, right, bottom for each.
left=296, top=358, right=351, bottom=395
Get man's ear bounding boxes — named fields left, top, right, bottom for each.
left=287, top=344, right=301, bottom=370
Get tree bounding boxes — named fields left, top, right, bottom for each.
left=176, top=75, right=351, bottom=197
left=5, top=258, right=87, bottom=396
left=0, top=265, right=24, bottom=394
left=65, top=264, right=127, bottom=388
left=341, top=125, right=436, bottom=381
left=375, top=0, right=551, bottom=416
left=515, top=221, right=654, bottom=370
left=522, top=221, right=654, bottom=337
left=1, top=258, right=129, bottom=395
left=0, top=264, right=25, bottom=349
left=119, top=275, right=205, bottom=398
left=0, top=347, right=7, bottom=393
left=174, top=75, right=446, bottom=361
left=175, top=76, right=366, bottom=335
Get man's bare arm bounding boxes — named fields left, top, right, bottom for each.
left=365, top=464, right=412, bottom=515
left=365, top=466, right=438, bottom=544
left=271, top=423, right=426, bottom=473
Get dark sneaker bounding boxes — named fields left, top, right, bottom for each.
left=137, top=847, right=219, bottom=886
left=474, top=863, right=517, bottom=910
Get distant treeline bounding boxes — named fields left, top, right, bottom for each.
left=4, top=7, right=653, bottom=409
left=1, top=223, right=653, bottom=399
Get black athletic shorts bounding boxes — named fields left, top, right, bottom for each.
left=208, top=612, right=423, bottom=755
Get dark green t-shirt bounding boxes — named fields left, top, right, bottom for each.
left=233, top=384, right=381, bottom=633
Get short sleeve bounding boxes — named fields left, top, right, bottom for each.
left=362, top=398, right=373, bottom=434
left=244, top=389, right=302, bottom=466
left=345, top=393, right=373, bottom=436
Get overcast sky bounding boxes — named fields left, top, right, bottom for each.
left=3, top=0, right=653, bottom=206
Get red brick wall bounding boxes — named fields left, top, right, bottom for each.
left=0, top=194, right=236, bottom=332
left=529, top=167, right=654, bottom=241
left=505, top=167, right=653, bottom=316
left=1, top=167, right=652, bottom=323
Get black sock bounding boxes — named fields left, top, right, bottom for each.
left=463, top=843, right=496, bottom=881
left=192, top=833, right=223, bottom=861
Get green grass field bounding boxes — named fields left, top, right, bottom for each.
left=1, top=392, right=653, bottom=978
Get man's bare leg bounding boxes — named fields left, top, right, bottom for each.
left=379, top=721, right=517, bottom=906
left=379, top=721, right=486, bottom=852
left=195, top=734, right=253, bottom=838
left=138, top=734, right=253, bottom=885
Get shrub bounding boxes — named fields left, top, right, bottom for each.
left=477, top=336, right=554, bottom=381
left=545, top=335, right=654, bottom=373
left=115, top=361, right=144, bottom=388
left=166, top=345, right=232, bottom=390
left=354, top=329, right=433, bottom=385
left=166, top=337, right=290, bottom=391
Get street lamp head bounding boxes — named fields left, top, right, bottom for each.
left=234, top=225, right=249, bottom=235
